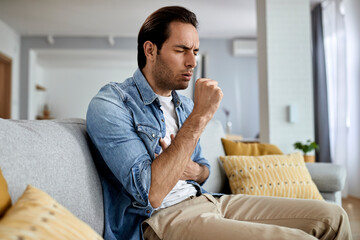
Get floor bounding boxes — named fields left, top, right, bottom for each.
left=342, top=196, right=360, bottom=240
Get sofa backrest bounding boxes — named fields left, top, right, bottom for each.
left=0, top=118, right=104, bottom=235
left=201, top=119, right=229, bottom=194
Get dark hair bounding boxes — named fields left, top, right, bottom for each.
left=137, top=6, right=198, bottom=69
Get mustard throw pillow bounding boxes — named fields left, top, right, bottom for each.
left=0, top=168, right=11, bottom=217
left=219, top=152, right=324, bottom=200
left=221, top=138, right=283, bottom=156
left=0, top=185, right=103, bottom=240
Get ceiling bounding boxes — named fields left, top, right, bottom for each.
left=0, top=0, right=258, bottom=39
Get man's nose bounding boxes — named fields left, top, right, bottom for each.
left=185, top=52, right=197, bottom=68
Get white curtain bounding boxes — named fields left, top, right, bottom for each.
left=321, top=0, right=348, bottom=196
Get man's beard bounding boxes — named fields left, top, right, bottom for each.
left=152, top=55, right=190, bottom=92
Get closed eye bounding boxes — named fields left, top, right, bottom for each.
left=174, top=45, right=199, bottom=55
left=174, top=49, right=199, bottom=57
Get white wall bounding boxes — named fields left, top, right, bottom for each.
left=0, top=20, right=20, bottom=119
left=42, top=67, right=135, bottom=119
left=25, top=49, right=139, bottom=119
left=345, top=0, right=360, bottom=198
left=201, top=39, right=259, bottom=139
left=257, top=0, right=315, bottom=154
left=28, top=50, right=38, bottom=120
left=34, top=64, right=46, bottom=118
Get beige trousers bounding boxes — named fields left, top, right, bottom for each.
left=143, top=194, right=352, bottom=240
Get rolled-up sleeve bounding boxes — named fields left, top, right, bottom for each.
left=86, top=85, right=153, bottom=208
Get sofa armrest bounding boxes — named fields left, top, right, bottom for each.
left=306, top=163, right=346, bottom=192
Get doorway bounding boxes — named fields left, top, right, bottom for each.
left=0, top=52, right=12, bottom=119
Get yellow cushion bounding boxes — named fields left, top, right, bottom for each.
left=0, top=185, right=103, bottom=240
left=0, top=168, right=11, bottom=218
left=221, top=138, right=283, bottom=156
left=219, top=152, right=324, bottom=200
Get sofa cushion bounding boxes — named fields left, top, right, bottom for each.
left=220, top=152, right=324, bottom=200
left=221, top=138, right=283, bottom=156
left=0, top=118, right=103, bottom=235
left=0, top=185, right=103, bottom=240
left=0, top=168, right=11, bottom=217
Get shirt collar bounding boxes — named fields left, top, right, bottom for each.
left=133, top=68, right=182, bottom=107
left=133, top=68, right=158, bottom=105
left=171, top=90, right=182, bottom=108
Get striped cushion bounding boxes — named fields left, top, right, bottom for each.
left=220, top=152, right=323, bottom=200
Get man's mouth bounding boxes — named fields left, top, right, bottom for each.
left=182, top=72, right=193, bottom=80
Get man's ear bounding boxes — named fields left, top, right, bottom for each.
left=143, top=41, right=157, bottom=62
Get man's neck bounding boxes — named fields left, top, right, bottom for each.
left=141, top=66, right=171, bottom=97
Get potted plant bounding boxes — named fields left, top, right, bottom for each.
left=293, top=140, right=319, bottom=163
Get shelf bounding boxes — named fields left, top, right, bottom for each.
left=36, top=84, right=46, bottom=91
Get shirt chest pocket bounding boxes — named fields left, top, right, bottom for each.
left=136, top=124, right=161, bottom=158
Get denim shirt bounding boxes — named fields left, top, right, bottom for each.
left=86, top=69, right=211, bottom=240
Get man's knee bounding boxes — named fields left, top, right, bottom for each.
left=320, top=202, right=349, bottom=227
left=310, top=201, right=351, bottom=239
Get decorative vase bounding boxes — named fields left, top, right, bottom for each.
left=303, top=155, right=315, bottom=163
left=43, top=104, right=50, bottom=118
left=226, top=121, right=232, bottom=135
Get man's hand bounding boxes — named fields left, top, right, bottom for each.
left=155, top=134, right=175, bottom=158
left=192, top=78, right=223, bottom=123
left=180, top=160, right=209, bottom=184
left=156, top=134, right=209, bottom=184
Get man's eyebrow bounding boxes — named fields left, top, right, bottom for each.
left=174, top=45, right=199, bottom=51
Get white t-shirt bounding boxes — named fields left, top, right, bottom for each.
left=157, top=95, right=197, bottom=209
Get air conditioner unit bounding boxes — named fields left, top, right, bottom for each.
left=232, top=39, right=257, bottom=57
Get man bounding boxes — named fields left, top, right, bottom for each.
left=86, top=6, right=351, bottom=240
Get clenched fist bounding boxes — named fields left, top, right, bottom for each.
left=192, top=78, right=223, bottom=122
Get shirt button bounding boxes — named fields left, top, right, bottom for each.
left=161, top=119, right=164, bottom=122
left=146, top=210, right=150, bottom=214
left=152, top=133, right=155, bottom=138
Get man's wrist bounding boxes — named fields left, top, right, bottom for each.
left=187, top=111, right=209, bottom=131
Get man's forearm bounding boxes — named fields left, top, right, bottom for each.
left=149, top=112, right=208, bottom=208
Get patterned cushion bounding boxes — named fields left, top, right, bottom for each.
left=220, top=152, right=323, bottom=200
left=0, top=185, right=103, bottom=240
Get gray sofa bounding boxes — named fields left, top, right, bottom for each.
left=0, top=118, right=346, bottom=236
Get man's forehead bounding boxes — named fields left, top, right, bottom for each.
left=167, top=22, right=199, bottom=47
